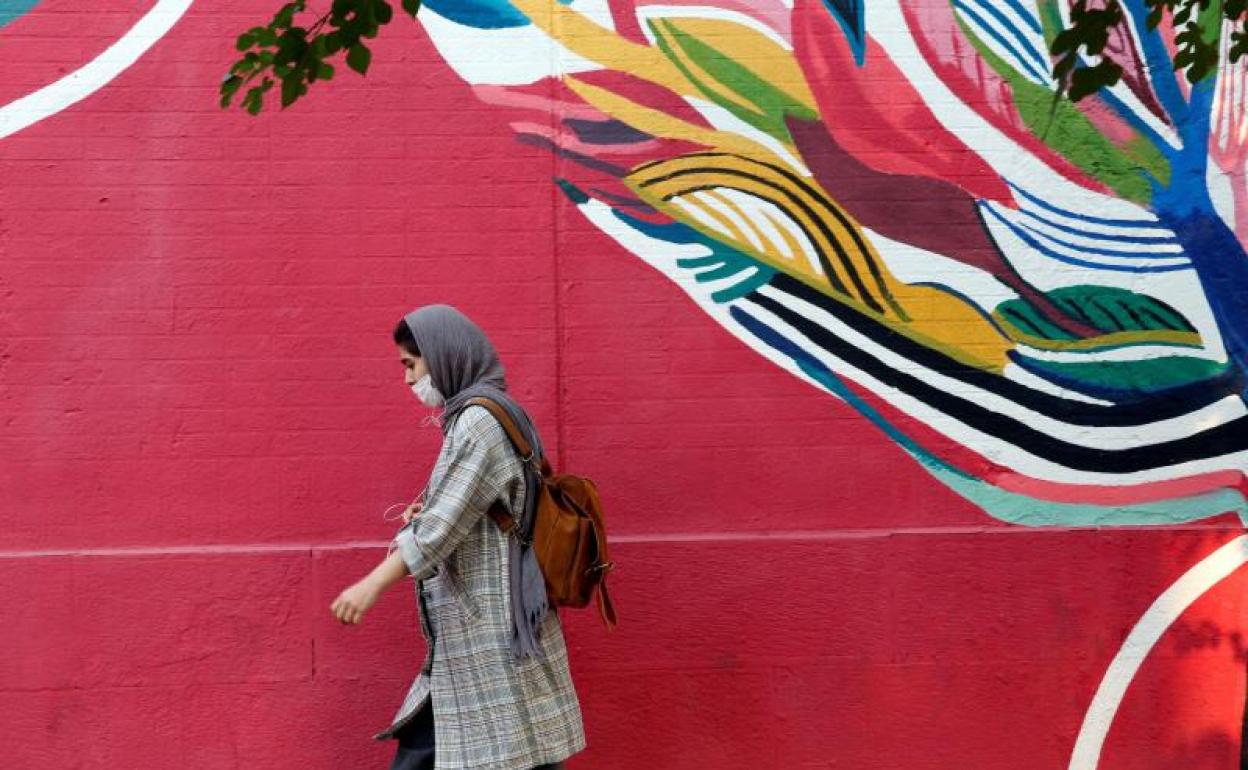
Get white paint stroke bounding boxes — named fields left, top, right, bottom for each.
left=1069, top=534, right=1248, bottom=770
left=0, top=0, right=194, bottom=140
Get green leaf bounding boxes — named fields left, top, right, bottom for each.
left=219, top=75, right=244, bottom=107
left=230, top=54, right=259, bottom=76
left=277, top=28, right=309, bottom=61
left=376, top=0, right=394, bottom=24
left=346, top=43, right=372, bottom=74
left=335, top=25, right=361, bottom=50
left=275, top=1, right=304, bottom=27
left=220, top=74, right=244, bottom=94
left=1050, top=0, right=1127, bottom=100
left=222, top=0, right=407, bottom=114
left=1232, top=29, right=1248, bottom=61
left=243, top=84, right=266, bottom=116
left=1069, top=60, right=1122, bottom=100
left=281, top=74, right=304, bottom=107
left=995, top=285, right=1200, bottom=343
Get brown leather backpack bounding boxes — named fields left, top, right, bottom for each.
left=468, top=398, right=617, bottom=629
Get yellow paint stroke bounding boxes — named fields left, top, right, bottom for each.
left=631, top=154, right=882, bottom=304
left=508, top=0, right=695, bottom=97
left=564, top=76, right=788, bottom=163
left=759, top=206, right=807, bottom=265
left=679, top=192, right=753, bottom=248
left=700, top=189, right=775, bottom=256
left=509, top=0, right=815, bottom=159
left=648, top=19, right=764, bottom=116
left=627, top=154, right=1012, bottom=370
left=649, top=16, right=818, bottom=115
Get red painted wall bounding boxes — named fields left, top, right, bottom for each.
left=2, top=3, right=1247, bottom=768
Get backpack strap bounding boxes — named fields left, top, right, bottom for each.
left=468, top=397, right=537, bottom=535
left=579, top=484, right=618, bottom=630
left=597, top=575, right=618, bottom=630
left=467, top=397, right=535, bottom=464
left=470, top=397, right=617, bottom=630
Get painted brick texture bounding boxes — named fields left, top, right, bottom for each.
left=2, top=2, right=1248, bottom=769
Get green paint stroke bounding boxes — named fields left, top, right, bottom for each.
left=1016, top=355, right=1228, bottom=392
left=648, top=18, right=818, bottom=145
left=1195, top=0, right=1225, bottom=83
left=792, top=345, right=1247, bottom=528
left=555, top=178, right=590, bottom=204
left=957, top=17, right=1168, bottom=203
left=1037, top=0, right=1066, bottom=45
left=678, top=227, right=778, bottom=302
left=1034, top=0, right=1171, bottom=186
left=995, top=284, right=1200, bottom=343
left=1124, top=135, right=1172, bottom=187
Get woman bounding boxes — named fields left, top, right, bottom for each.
left=330, top=305, right=585, bottom=770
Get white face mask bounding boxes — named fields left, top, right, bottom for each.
left=411, top=373, right=445, bottom=408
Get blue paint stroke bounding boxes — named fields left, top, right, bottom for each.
left=423, top=0, right=529, bottom=29
left=982, top=205, right=1191, bottom=273
left=1007, top=182, right=1166, bottom=228
left=0, top=0, right=39, bottom=29
left=820, top=0, right=866, bottom=65
left=1119, top=0, right=1189, bottom=127
left=954, top=0, right=1051, bottom=84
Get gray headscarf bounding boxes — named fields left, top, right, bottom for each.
left=403, top=304, right=548, bottom=661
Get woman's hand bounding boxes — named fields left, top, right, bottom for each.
left=331, top=578, right=383, bottom=626
left=401, top=500, right=423, bottom=525
left=330, top=551, right=410, bottom=626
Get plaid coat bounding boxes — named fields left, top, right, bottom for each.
left=374, top=405, right=585, bottom=770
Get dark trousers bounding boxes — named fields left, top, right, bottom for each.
left=390, top=707, right=565, bottom=770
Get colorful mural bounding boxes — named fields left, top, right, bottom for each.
left=413, top=0, right=1248, bottom=766
left=3, top=1, right=1248, bottom=767
left=0, top=0, right=192, bottom=140
left=419, top=0, right=1248, bottom=525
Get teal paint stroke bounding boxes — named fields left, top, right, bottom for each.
left=612, top=207, right=777, bottom=303
left=555, top=180, right=778, bottom=304
left=0, top=0, right=39, bottom=29
left=732, top=304, right=1248, bottom=528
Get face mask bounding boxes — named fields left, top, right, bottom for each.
left=411, top=373, right=445, bottom=408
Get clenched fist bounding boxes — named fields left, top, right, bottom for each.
left=401, top=500, right=423, bottom=525
left=330, top=578, right=383, bottom=625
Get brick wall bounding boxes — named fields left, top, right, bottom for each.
left=2, top=2, right=1247, bottom=768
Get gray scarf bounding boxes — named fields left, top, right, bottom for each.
left=404, top=305, right=549, bottom=661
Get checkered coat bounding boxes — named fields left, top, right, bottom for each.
left=374, top=405, right=586, bottom=770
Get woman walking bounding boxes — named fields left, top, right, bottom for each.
left=330, top=305, right=585, bottom=770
